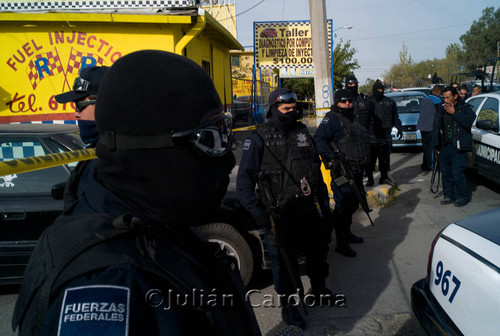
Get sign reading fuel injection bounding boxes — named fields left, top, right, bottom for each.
left=0, top=26, right=123, bottom=123
left=254, top=21, right=331, bottom=69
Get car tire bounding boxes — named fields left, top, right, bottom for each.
left=197, top=222, right=254, bottom=287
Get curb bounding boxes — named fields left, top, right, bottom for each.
left=366, top=184, right=395, bottom=208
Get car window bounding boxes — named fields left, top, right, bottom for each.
left=389, top=95, right=425, bottom=113
left=43, top=137, right=79, bottom=170
left=0, top=137, right=69, bottom=195
left=476, top=97, right=499, bottom=133
left=467, top=97, right=486, bottom=115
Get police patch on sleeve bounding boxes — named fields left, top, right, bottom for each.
left=243, top=139, right=251, bottom=150
left=321, top=117, right=329, bottom=124
left=57, top=285, right=130, bottom=336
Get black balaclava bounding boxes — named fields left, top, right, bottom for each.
left=78, top=120, right=99, bottom=148
left=345, top=75, right=359, bottom=97
left=372, top=81, right=385, bottom=101
left=267, top=88, right=298, bottom=132
left=333, top=89, right=354, bottom=120
left=95, top=50, right=235, bottom=226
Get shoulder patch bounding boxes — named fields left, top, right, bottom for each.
left=243, top=139, right=251, bottom=150
left=58, top=285, right=130, bottom=336
left=321, top=117, right=329, bottom=124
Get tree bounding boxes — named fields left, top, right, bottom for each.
left=281, top=78, right=314, bottom=99
left=332, top=38, right=360, bottom=90
left=459, top=6, right=500, bottom=70
left=383, top=42, right=416, bottom=89
left=279, top=37, right=359, bottom=97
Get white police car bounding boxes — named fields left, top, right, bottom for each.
left=411, top=208, right=500, bottom=335
left=466, top=91, right=500, bottom=184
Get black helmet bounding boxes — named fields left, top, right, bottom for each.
left=345, top=74, right=358, bottom=85
left=94, top=50, right=235, bottom=224
left=333, top=89, right=354, bottom=106
left=266, top=88, right=297, bottom=118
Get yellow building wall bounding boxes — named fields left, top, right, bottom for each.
left=0, top=12, right=238, bottom=123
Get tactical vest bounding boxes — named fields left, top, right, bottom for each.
left=353, top=93, right=370, bottom=130
left=329, top=111, right=368, bottom=166
left=12, top=212, right=260, bottom=336
left=256, top=122, right=321, bottom=207
left=372, top=97, right=395, bottom=130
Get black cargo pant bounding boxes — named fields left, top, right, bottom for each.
left=264, top=203, right=331, bottom=296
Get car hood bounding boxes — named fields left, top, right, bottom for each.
left=455, top=208, right=500, bottom=246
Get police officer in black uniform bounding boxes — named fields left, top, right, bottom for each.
left=345, top=74, right=373, bottom=132
left=236, top=88, right=332, bottom=329
left=313, top=89, right=369, bottom=258
left=13, top=50, right=261, bottom=336
left=345, top=74, right=373, bottom=185
left=366, top=81, right=403, bottom=187
left=54, top=66, right=109, bottom=208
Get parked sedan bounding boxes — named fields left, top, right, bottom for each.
left=0, top=124, right=84, bottom=285
left=385, top=91, right=427, bottom=147
left=411, top=208, right=500, bottom=335
left=466, top=91, right=500, bottom=185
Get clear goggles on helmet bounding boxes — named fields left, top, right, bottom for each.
left=99, top=113, right=233, bottom=157
left=172, top=114, right=233, bottom=156
left=275, top=92, right=297, bottom=104
left=346, top=78, right=358, bottom=85
left=72, top=77, right=98, bottom=92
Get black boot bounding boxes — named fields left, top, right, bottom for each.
left=281, top=302, right=306, bottom=329
left=348, top=233, right=364, bottom=244
left=305, top=282, right=334, bottom=307
left=335, top=244, right=357, bottom=257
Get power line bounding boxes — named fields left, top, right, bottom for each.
left=235, top=0, right=266, bottom=17
left=352, top=23, right=471, bottom=42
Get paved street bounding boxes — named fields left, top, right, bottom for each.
left=1, top=150, right=500, bottom=336
left=251, top=149, right=500, bottom=335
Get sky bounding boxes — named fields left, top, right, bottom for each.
left=234, top=0, right=499, bottom=86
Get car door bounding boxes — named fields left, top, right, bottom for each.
left=470, top=96, right=500, bottom=184
left=0, top=134, right=72, bottom=283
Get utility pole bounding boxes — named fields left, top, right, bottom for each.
left=309, top=0, right=333, bottom=126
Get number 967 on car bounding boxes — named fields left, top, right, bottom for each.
left=425, top=221, right=500, bottom=335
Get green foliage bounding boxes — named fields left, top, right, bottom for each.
left=359, top=78, right=376, bottom=94
left=281, top=78, right=315, bottom=99
left=332, top=38, right=360, bottom=90
left=459, top=7, right=500, bottom=70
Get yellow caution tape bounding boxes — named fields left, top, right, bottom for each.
left=0, top=148, right=97, bottom=177
left=233, top=125, right=257, bottom=132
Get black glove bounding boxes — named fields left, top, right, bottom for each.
left=255, top=215, right=271, bottom=229
left=397, top=128, right=403, bottom=139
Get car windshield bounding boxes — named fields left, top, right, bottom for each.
left=388, top=94, right=426, bottom=113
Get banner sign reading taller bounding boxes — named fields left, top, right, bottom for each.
left=254, top=20, right=331, bottom=69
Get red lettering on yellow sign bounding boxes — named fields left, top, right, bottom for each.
left=5, top=92, right=39, bottom=113
left=6, top=40, right=44, bottom=71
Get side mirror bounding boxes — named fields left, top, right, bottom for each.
left=476, top=119, right=498, bottom=132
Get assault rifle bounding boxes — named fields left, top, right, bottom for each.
left=329, top=143, right=375, bottom=226
left=257, top=172, right=308, bottom=316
